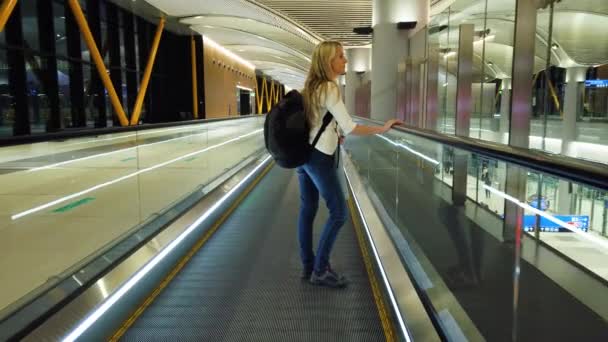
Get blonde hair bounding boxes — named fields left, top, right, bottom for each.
left=302, top=41, right=342, bottom=127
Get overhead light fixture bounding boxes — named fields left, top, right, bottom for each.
left=429, top=25, right=448, bottom=35
left=236, top=85, right=254, bottom=91
left=397, top=21, right=417, bottom=30
left=353, top=27, right=373, bottom=35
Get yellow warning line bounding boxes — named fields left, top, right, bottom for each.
left=348, top=198, right=396, bottom=342
left=109, top=161, right=274, bottom=341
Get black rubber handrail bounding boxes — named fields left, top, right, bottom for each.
left=0, top=115, right=261, bottom=148
left=357, top=116, right=608, bottom=191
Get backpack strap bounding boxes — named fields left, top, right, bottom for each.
left=311, top=111, right=333, bottom=148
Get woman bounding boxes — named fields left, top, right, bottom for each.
left=481, top=166, right=491, bottom=199
left=299, top=41, right=402, bottom=288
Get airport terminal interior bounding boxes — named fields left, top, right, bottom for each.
left=0, top=0, right=606, bottom=341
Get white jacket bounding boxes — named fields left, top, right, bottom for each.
left=307, top=82, right=356, bottom=156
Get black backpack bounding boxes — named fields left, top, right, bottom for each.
left=264, top=90, right=333, bottom=168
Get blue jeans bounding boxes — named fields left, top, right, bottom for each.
left=297, top=149, right=347, bottom=274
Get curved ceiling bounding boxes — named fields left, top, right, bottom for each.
left=141, top=0, right=607, bottom=88
left=431, top=0, right=608, bottom=80
left=146, top=0, right=322, bottom=89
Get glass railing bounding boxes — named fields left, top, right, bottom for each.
left=0, top=116, right=265, bottom=316
left=343, top=118, right=608, bottom=341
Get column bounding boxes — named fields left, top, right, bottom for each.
left=503, top=0, right=538, bottom=243
left=562, top=67, right=586, bottom=157
left=371, top=0, right=429, bottom=121
left=452, top=24, right=474, bottom=206
left=556, top=67, right=586, bottom=215
left=345, top=48, right=371, bottom=116
left=500, top=78, right=512, bottom=144
left=426, top=44, right=439, bottom=130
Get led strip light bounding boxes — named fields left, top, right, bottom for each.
left=377, top=134, right=440, bottom=165
left=62, top=126, right=202, bottom=148
left=61, top=155, right=272, bottom=342
left=204, top=36, right=255, bottom=70
left=236, top=85, right=254, bottom=92
left=27, top=128, right=211, bottom=172
left=12, top=130, right=262, bottom=220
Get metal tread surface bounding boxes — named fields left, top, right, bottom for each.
left=119, top=165, right=386, bottom=341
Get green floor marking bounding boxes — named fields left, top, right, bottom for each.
left=52, top=197, right=96, bottom=213
left=184, top=157, right=197, bottom=162
left=121, top=157, right=136, bottom=162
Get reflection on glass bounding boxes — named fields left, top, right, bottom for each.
left=54, top=2, right=68, bottom=57
left=435, top=7, right=457, bottom=134
left=345, top=116, right=608, bottom=340
left=82, top=63, right=96, bottom=127
left=20, top=1, right=40, bottom=52
left=533, top=0, right=608, bottom=165
left=25, top=55, right=48, bottom=134
left=0, top=49, right=12, bottom=137
left=429, top=1, right=516, bottom=143
left=440, top=146, right=454, bottom=187
left=0, top=117, right=265, bottom=316
left=57, top=59, right=71, bottom=128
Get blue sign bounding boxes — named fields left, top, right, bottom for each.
left=523, top=215, right=589, bottom=233
left=585, top=80, right=608, bottom=88
left=527, top=195, right=550, bottom=211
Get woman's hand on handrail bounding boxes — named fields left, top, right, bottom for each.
left=382, top=119, right=403, bottom=133
left=351, top=118, right=403, bottom=136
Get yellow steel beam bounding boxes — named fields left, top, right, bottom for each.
left=130, top=17, right=165, bottom=125
left=0, top=0, right=17, bottom=32
left=254, top=82, right=260, bottom=115
left=68, top=0, right=129, bottom=126
left=263, top=79, right=268, bottom=112
left=191, top=35, right=198, bottom=119
left=273, top=83, right=280, bottom=104
left=256, top=78, right=267, bottom=114
left=546, top=75, right=562, bottom=117
left=532, top=72, right=540, bottom=86
left=266, top=81, right=274, bottom=110
left=254, top=81, right=259, bottom=114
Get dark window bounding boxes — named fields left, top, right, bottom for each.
left=0, top=49, right=13, bottom=137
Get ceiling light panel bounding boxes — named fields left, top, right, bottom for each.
left=257, top=0, right=372, bottom=46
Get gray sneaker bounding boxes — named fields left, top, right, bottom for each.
left=310, top=269, right=348, bottom=288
